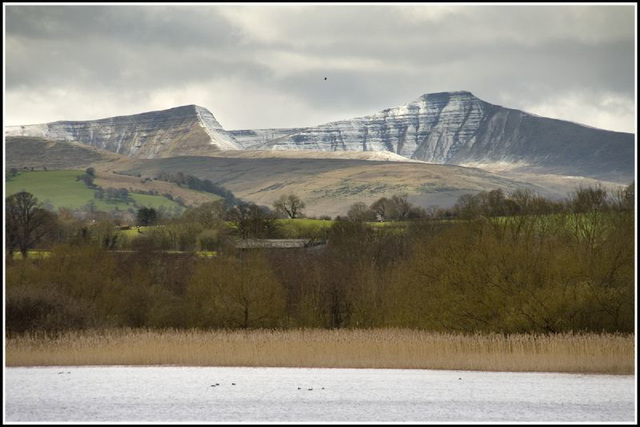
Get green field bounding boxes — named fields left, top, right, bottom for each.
left=6, top=170, right=184, bottom=212
left=11, top=249, right=216, bottom=260
left=9, top=250, right=51, bottom=260
left=277, top=218, right=335, bottom=228
left=276, top=218, right=404, bottom=228
left=129, top=193, right=182, bottom=210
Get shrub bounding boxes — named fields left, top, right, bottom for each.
left=6, top=286, right=94, bottom=335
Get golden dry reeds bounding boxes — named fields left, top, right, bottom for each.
left=5, top=328, right=634, bottom=375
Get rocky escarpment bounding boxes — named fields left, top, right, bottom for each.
left=229, top=128, right=307, bottom=149
left=263, top=91, right=494, bottom=161
left=247, top=91, right=634, bottom=183
left=5, top=105, right=240, bottom=158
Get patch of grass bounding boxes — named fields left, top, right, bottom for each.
left=5, top=170, right=183, bottom=212
left=6, top=170, right=100, bottom=209
left=129, top=193, right=182, bottom=210
left=367, top=220, right=408, bottom=228
left=10, top=248, right=214, bottom=259
left=276, top=218, right=334, bottom=227
left=196, top=251, right=217, bottom=258
left=117, top=226, right=152, bottom=238
left=276, top=218, right=334, bottom=239
left=10, top=250, right=51, bottom=260
left=5, top=329, right=634, bottom=374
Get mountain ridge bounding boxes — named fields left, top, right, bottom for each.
left=5, top=91, right=635, bottom=183
left=242, top=91, right=634, bottom=183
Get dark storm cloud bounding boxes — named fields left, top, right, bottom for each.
left=251, top=5, right=635, bottom=113
left=5, top=5, right=260, bottom=89
left=6, top=5, right=241, bottom=47
left=4, top=4, right=636, bottom=132
left=208, top=4, right=634, bottom=130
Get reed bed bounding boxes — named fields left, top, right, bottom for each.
left=5, top=328, right=634, bottom=375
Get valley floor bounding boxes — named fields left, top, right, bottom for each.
left=5, top=328, right=634, bottom=375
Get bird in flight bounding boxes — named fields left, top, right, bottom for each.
left=324, top=77, right=327, bottom=80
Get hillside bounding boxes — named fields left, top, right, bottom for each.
left=5, top=169, right=219, bottom=213
left=5, top=136, right=122, bottom=170
left=116, top=155, right=567, bottom=217
left=8, top=135, right=600, bottom=217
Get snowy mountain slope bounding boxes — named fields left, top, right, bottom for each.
left=5, top=105, right=241, bottom=158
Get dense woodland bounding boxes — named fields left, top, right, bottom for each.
left=5, top=183, right=635, bottom=336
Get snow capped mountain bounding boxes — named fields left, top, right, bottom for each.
left=236, top=91, right=634, bottom=182
left=193, top=105, right=239, bottom=151
left=255, top=91, right=492, bottom=162
left=5, top=91, right=634, bottom=182
left=229, top=128, right=307, bottom=150
left=5, top=105, right=241, bottom=158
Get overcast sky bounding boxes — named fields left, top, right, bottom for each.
left=3, top=3, right=637, bottom=133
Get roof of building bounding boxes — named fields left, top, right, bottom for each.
left=235, top=239, right=319, bottom=249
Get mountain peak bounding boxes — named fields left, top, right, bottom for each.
left=415, top=90, right=478, bottom=103
left=241, top=90, right=633, bottom=183
left=5, top=104, right=240, bottom=156
left=431, top=90, right=474, bottom=97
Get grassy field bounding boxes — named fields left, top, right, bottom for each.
left=11, top=249, right=216, bottom=260
left=7, top=170, right=98, bottom=209
left=276, top=218, right=333, bottom=238
left=9, top=250, right=51, bottom=260
left=6, top=170, right=184, bottom=212
left=5, top=329, right=633, bottom=375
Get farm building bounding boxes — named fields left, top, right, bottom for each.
left=234, top=239, right=324, bottom=249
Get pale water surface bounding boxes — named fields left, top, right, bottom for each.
left=4, top=366, right=636, bottom=422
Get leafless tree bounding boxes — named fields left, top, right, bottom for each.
left=273, top=194, right=306, bottom=219
left=228, top=202, right=277, bottom=238
left=6, top=191, right=56, bottom=258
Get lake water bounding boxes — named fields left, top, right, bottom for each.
left=4, top=366, right=636, bottom=422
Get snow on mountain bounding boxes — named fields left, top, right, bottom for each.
left=237, top=91, right=634, bottom=182
left=5, top=105, right=241, bottom=158
left=5, top=91, right=634, bottom=182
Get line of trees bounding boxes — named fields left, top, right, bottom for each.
left=343, top=186, right=632, bottom=223
left=5, top=183, right=635, bottom=336
left=155, top=171, right=239, bottom=205
left=343, top=194, right=427, bottom=221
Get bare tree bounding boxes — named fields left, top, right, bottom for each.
left=391, top=194, right=412, bottom=219
left=370, top=197, right=390, bottom=221
left=370, top=195, right=413, bottom=220
left=569, top=184, right=609, bottom=213
left=187, top=253, right=286, bottom=328
left=273, top=194, right=306, bottom=219
left=182, top=200, right=227, bottom=229
left=6, top=191, right=56, bottom=258
left=347, top=202, right=376, bottom=222
left=227, top=202, right=277, bottom=238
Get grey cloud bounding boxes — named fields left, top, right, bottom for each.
left=235, top=5, right=634, bottom=116
left=240, top=5, right=634, bottom=51
left=6, top=6, right=268, bottom=90
left=6, top=5, right=241, bottom=48
left=257, top=34, right=634, bottom=126
left=4, top=5, right=635, bottom=132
